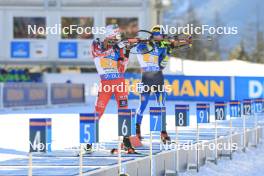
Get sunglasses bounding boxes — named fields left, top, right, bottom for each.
left=152, top=32, right=163, bottom=36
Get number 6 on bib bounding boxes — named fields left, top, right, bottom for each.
left=175, top=105, right=189, bottom=126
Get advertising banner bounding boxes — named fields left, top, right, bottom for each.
left=125, top=74, right=231, bottom=101
left=234, top=77, right=264, bottom=100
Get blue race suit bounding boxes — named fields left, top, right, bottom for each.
left=136, top=42, right=170, bottom=124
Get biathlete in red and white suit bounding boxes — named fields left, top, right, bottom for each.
left=91, top=24, right=137, bottom=153
left=91, top=24, right=129, bottom=118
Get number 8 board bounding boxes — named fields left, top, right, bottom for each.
left=175, top=105, right=189, bottom=126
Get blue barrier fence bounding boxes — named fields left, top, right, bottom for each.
left=3, top=83, right=48, bottom=107
left=51, top=83, right=85, bottom=104
left=1, top=83, right=85, bottom=108
left=1, top=75, right=264, bottom=108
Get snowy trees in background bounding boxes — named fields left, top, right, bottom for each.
left=228, top=41, right=249, bottom=61
left=252, top=31, right=264, bottom=63
left=228, top=4, right=264, bottom=63
left=164, top=0, right=223, bottom=61
left=164, top=0, right=264, bottom=63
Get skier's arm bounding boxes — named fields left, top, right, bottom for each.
left=91, top=39, right=113, bottom=58
left=170, top=33, right=192, bottom=48
left=159, top=47, right=170, bottom=69
left=116, top=47, right=129, bottom=73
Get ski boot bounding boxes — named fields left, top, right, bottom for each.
left=136, top=123, right=144, bottom=140
left=83, top=143, right=93, bottom=154
left=160, top=131, right=171, bottom=144
left=78, top=143, right=93, bottom=156
left=111, top=136, right=137, bottom=154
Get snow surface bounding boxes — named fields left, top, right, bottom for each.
left=0, top=100, right=236, bottom=151
left=1, top=59, right=264, bottom=175
left=179, top=144, right=264, bottom=176
left=0, top=102, right=263, bottom=175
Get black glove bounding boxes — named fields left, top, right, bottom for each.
left=124, top=49, right=130, bottom=58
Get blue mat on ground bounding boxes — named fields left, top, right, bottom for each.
left=142, top=133, right=228, bottom=141
left=151, top=128, right=231, bottom=134
left=103, top=142, right=163, bottom=151
left=0, top=167, right=98, bottom=176
left=143, top=136, right=213, bottom=141
left=32, top=150, right=159, bottom=158
left=0, top=157, right=133, bottom=166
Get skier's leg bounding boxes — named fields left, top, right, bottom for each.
left=95, top=81, right=113, bottom=119
left=136, top=92, right=150, bottom=139
left=136, top=92, right=151, bottom=124
left=155, top=90, right=170, bottom=143
left=155, top=90, right=166, bottom=107
left=114, top=79, right=138, bottom=153
left=83, top=81, right=112, bottom=154
left=114, top=82, right=128, bottom=110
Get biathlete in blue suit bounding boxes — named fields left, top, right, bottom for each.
left=135, top=25, right=191, bottom=143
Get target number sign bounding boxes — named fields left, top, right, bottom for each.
left=229, top=100, right=241, bottom=117
left=80, top=113, right=99, bottom=144
left=118, top=109, right=136, bottom=137
left=215, top=102, right=226, bottom=120
left=197, top=103, right=210, bottom=123
left=175, top=105, right=189, bottom=126
left=243, top=99, right=252, bottom=115
left=150, top=107, right=166, bottom=131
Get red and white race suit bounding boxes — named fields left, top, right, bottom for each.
left=91, top=39, right=129, bottom=118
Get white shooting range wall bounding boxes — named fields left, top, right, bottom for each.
left=87, top=126, right=264, bottom=176
left=0, top=0, right=158, bottom=66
